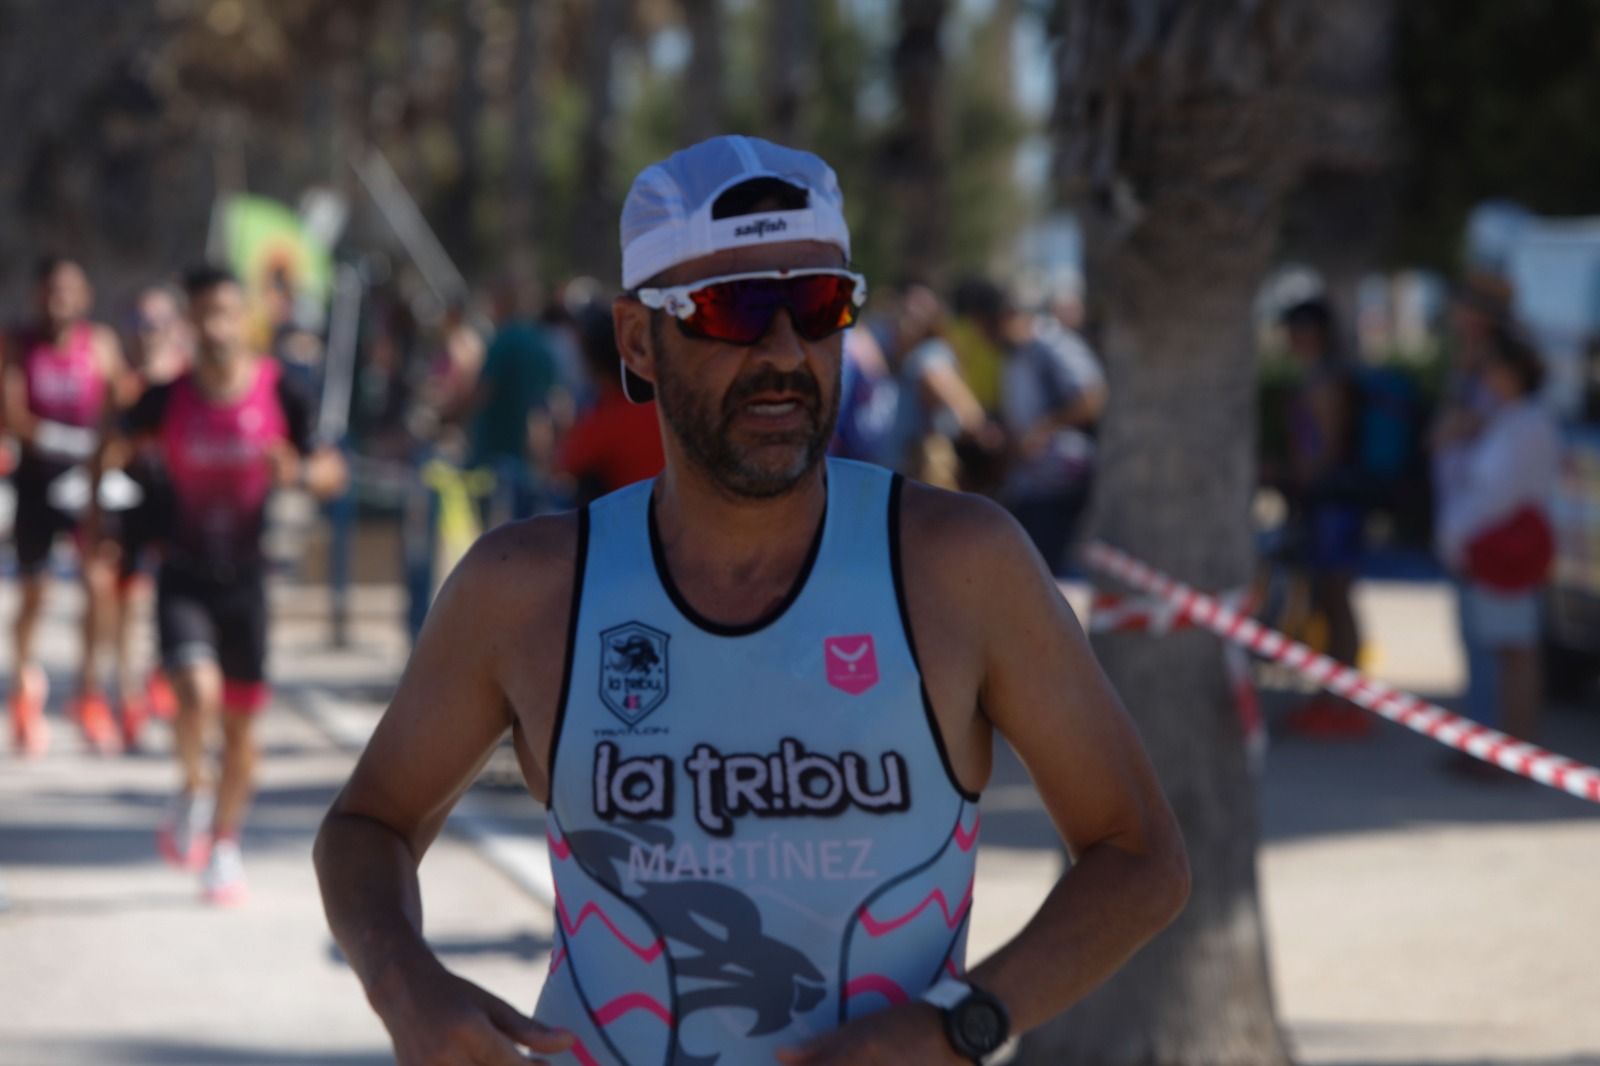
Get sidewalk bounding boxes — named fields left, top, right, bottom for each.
left=1, top=578, right=1597, bottom=1064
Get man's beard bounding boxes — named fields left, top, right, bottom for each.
left=654, top=332, right=839, bottom=500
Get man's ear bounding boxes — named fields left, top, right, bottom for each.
left=613, top=296, right=658, bottom=392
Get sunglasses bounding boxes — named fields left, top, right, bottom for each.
left=636, top=269, right=868, bottom=345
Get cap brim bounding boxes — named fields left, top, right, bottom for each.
left=621, top=363, right=655, bottom=404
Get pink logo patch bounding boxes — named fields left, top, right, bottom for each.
left=825, top=635, right=879, bottom=695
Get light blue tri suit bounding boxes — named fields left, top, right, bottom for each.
left=534, top=458, right=982, bottom=1065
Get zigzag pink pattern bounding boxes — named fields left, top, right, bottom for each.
left=953, top=812, right=980, bottom=852
left=555, top=893, right=667, bottom=964
left=567, top=1037, right=601, bottom=1066
left=549, top=833, right=573, bottom=861
left=858, top=877, right=974, bottom=937
left=844, top=974, right=910, bottom=1006
left=593, top=992, right=673, bottom=1027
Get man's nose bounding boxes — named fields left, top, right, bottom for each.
left=752, top=307, right=807, bottom=369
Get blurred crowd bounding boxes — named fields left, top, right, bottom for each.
left=1260, top=275, right=1563, bottom=756
left=345, top=266, right=1109, bottom=574
left=0, top=249, right=1578, bottom=772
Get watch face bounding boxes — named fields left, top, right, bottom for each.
left=957, top=1000, right=1007, bottom=1053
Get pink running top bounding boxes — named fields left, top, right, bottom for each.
left=20, top=323, right=105, bottom=429
left=127, top=357, right=313, bottom=572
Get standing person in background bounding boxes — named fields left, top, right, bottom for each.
left=111, top=284, right=194, bottom=749
left=831, top=325, right=896, bottom=462
left=1432, top=275, right=1514, bottom=735
left=2, top=256, right=132, bottom=756
left=883, top=282, right=998, bottom=488
left=1279, top=297, right=1372, bottom=737
left=975, top=279, right=1107, bottom=574
left=1436, top=324, right=1560, bottom=765
left=470, top=277, right=560, bottom=520
left=417, top=297, right=485, bottom=451
left=555, top=302, right=664, bottom=503
left=109, top=265, right=345, bottom=902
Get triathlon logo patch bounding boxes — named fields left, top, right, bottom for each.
left=824, top=634, right=879, bottom=695
left=600, top=622, right=670, bottom=727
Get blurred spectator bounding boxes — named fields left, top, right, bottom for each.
left=948, top=276, right=1007, bottom=415
left=470, top=278, right=561, bottom=519
left=882, top=282, right=998, bottom=488
left=965, top=279, right=1106, bottom=572
left=556, top=303, right=663, bottom=503
left=414, top=297, right=485, bottom=453
left=1431, top=275, right=1514, bottom=745
left=129, top=285, right=193, bottom=387
left=831, top=326, right=896, bottom=463
left=1279, top=297, right=1370, bottom=736
left=264, top=268, right=324, bottom=398
left=1436, top=324, right=1559, bottom=756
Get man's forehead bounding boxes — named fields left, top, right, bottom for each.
left=655, top=239, right=847, bottom=287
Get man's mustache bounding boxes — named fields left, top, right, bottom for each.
left=722, top=366, right=821, bottom=416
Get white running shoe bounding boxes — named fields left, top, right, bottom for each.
left=157, top=790, right=213, bottom=871
left=201, top=838, right=248, bottom=906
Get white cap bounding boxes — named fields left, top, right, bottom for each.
left=620, top=135, right=852, bottom=291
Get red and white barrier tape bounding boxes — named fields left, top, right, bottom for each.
left=1089, top=589, right=1266, bottom=769
left=1083, top=541, right=1600, bottom=804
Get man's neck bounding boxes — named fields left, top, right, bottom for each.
left=651, top=459, right=827, bottom=624
left=45, top=319, right=80, bottom=347
left=194, top=350, right=256, bottom=401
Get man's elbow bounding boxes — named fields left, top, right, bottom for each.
left=1157, top=838, right=1192, bottom=926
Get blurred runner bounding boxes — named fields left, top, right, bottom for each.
left=111, top=284, right=193, bottom=749
left=2, top=256, right=132, bottom=756
left=555, top=302, right=664, bottom=503
left=112, top=265, right=344, bottom=903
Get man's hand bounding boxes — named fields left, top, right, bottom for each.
left=377, top=955, right=574, bottom=1066
left=775, top=1003, right=964, bottom=1065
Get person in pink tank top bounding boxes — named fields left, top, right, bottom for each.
left=111, top=265, right=345, bottom=904
left=2, top=256, right=133, bottom=757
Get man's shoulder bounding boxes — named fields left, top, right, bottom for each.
left=898, top=479, right=1032, bottom=572
left=453, top=509, right=585, bottom=619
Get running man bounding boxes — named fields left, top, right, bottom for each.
left=112, top=284, right=194, bottom=749
left=317, top=136, right=1189, bottom=1065
left=114, top=265, right=344, bottom=902
left=3, top=256, right=132, bottom=756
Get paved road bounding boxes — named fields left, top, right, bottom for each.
left=1, top=579, right=1597, bottom=1065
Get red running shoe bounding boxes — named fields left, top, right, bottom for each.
left=71, top=693, right=121, bottom=755
left=1285, top=693, right=1375, bottom=739
left=146, top=673, right=178, bottom=722
left=9, top=666, right=49, bottom=758
left=157, top=790, right=213, bottom=871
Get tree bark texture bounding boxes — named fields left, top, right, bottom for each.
left=570, top=0, right=630, bottom=281
left=1026, top=1, right=1361, bottom=1061
left=887, top=0, right=949, bottom=284
left=682, top=0, right=726, bottom=145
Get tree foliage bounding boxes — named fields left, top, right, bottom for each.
left=1395, top=0, right=1600, bottom=267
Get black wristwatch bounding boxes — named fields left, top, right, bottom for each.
left=921, top=978, right=1011, bottom=1062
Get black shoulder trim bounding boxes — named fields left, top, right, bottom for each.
left=648, top=486, right=826, bottom=637
left=545, top=505, right=590, bottom=798
left=889, top=475, right=981, bottom=804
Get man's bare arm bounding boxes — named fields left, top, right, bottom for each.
left=954, top=496, right=1189, bottom=1032
left=314, top=517, right=577, bottom=1064
left=779, top=490, right=1188, bottom=1064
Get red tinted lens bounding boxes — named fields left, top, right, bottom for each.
left=681, top=274, right=859, bottom=344
left=785, top=274, right=860, bottom=340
